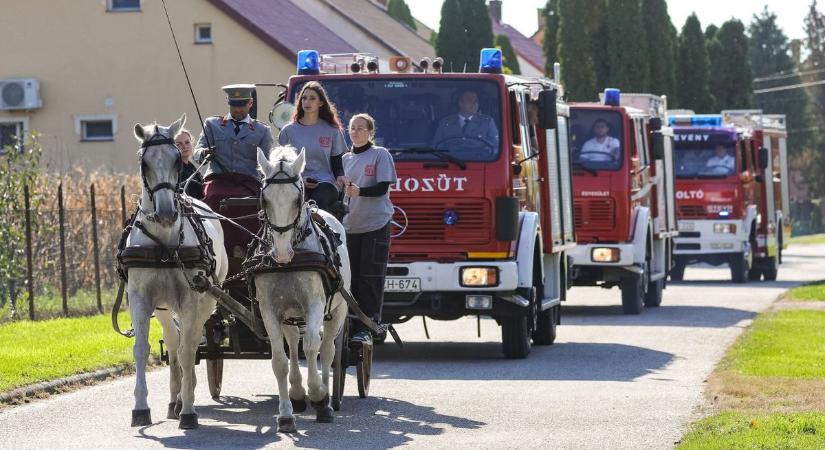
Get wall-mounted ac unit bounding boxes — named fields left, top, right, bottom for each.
left=0, top=78, right=43, bottom=110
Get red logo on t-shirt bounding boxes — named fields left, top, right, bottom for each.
left=364, top=164, right=376, bottom=176
left=319, top=136, right=331, bottom=147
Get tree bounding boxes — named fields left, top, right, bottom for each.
left=589, top=0, right=610, bottom=90
left=496, top=34, right=521, bottom=74
left=541, top=0, right=560, bottom=75
left=801, top=1, right=825, bottom=196
left=607, top=0, right=649, bottom=91
left=556, top=0, right=596, bottom=100
left=643, top=0, right=676, bottom=96
left=435, top=0, right=493, bottom=72
left=708, top=19, right=752, bottom=109
left=705, top=26, right=722, bottom=111
left=387, top=0, right=417, bottom=30
left=676, top=14, right=714, bottom=111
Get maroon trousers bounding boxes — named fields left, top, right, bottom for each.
left=203, top=173, right=261, bottom=258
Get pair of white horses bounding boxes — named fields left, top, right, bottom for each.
left=127, top=114, right=348, bottom=433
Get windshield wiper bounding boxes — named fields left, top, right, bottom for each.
left=572, top=162, right=598, bottom=176
left=392, top=147, right=467, bottom=170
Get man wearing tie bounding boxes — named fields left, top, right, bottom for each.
left=193, top=84, right=273, bottom=256
left=431, top=89, right=499, bottom=150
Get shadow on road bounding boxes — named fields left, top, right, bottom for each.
left=561, top=304, right=757, bottom=328
left=374, top=341, right=673, bottom=382
left=135, top=395, right=483, bottom=449
left=667, top=279, right=801, bottom=289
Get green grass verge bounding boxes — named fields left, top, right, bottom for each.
left=0, top=312, right=162, bottom=392
left=725, top=310, right=825, bottom=378
left=678, top=411, right=825, bottom=449
left=0, top=287, right=119, bottom=324
left=789, top=233, right=825, bottom=246
left=785, top=280, right=825, bottom=302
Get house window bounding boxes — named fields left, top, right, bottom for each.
left=195, top=24, right=212, bottom=44
left=75, top=115, right=117, bottom=141
left=0, top=120, right=26, bottom=154
left=108, top=0, right=141, bottom=12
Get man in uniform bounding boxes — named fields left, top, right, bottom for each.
left=431, top=89, right=499, bottom=151
left=193, top=84, right=273, bottom=257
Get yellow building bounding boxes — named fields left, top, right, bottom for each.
left=0, top=0, right=433, bottom=173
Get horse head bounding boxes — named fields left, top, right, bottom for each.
left=257, top=145, right=306, bottom=264
left=133, top=114, right=185, bottom=227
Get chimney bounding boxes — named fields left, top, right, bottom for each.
left=791, top=39, right=802, bottom=65
left=537, top=8, right=546, bottom=31
left=489, top=0, right=502, bottom=23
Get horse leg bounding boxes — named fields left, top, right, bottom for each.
left=155, top=309, right=182, bottom=419
left=175, top=301, right=204, bottom=429
left=304, top=303, right=332, bottom=423
left=128, top=291, right=153, bottom=427
left=282, top=325, right=307, bottom=412
left=320, top=302, right=347, bottom=391
left=260, top=312, right=296, bottom=433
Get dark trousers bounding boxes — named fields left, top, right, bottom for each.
left=202, top=173, right=261, bottom=258
left=347, top=222, right=391, bottom=333
left=306, top=182, right=339, bottom=212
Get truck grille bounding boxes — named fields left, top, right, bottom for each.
left=574, top=198, right=615, bottom=230
left=679, top=205, right=706, bottom=219
left=392, top=199, right=491, bottom=244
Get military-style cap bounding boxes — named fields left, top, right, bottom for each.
left=222, top=84, right=255, bottom=106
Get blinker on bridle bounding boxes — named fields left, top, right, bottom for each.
left=261, top=159, right=304, bottom=235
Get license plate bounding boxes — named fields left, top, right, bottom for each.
left=384, top=277, right=421, bottom=292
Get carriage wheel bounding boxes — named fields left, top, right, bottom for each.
left=206, top=358, right=224, bottom=399
left=356, top=341, right=372, bottom=398
left=331, top=320, right=348, bottom=411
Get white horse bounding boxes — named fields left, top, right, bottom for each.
left=127, top=114, right=228, bottom=429
left=254, top=145, right=350, bottom=433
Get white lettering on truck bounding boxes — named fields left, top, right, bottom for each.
left=392, top=174, right=469, bottom=192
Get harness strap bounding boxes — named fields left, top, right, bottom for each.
left=111, top=280, right=135, bottom=338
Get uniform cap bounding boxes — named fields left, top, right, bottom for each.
left=222, top=84, right=255, bottom=106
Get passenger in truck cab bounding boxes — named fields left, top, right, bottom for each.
left=431, top=88, right=499, bottom=150
left=580, top=119, right=620, bottom=160
left=705, top=144, right=735, bottom=173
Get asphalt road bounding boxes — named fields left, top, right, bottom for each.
left=2, top=244, right=822, bottom=449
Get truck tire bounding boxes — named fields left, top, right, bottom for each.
left=644, top=278, right=664, bottom=307
left=730, top=252, right=749, bottom=283
left=762, top=257, right=778, bottom=281
left=670, top=259, right=685, bottom=281
left=620, top=273, right=645, bottom=315
left=501, top=315, right=531, bottom=358
left=748, top=264, right=762, bottom=281
left=533, top=304, right=558, bottom=345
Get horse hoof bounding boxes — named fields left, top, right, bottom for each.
left=310, top=394, right=330, bottom=411
left=131, top=409, right=152, bottom=427
left=178, top=413, right=198, bottom=429
left=290, top=396, right=307, bottom=413
left=174, top=399, right=183, bottom=417
left=277, top=416, right=297, bottom=433
left=167, top=402, right=180, bottom=420
left=315, top=406, right=334, bottom=423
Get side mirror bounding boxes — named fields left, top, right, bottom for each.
left=538, top=89, right=558, bottom=130
left=651, top=133, right=665, bottom=160
left=759, top=147, right=769, bottom=170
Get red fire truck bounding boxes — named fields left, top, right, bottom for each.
left=275, top=49, right=576, bottom=358
left=567, top=90, right=678, bottom=314
left=670, top=111, right=790, bottom=281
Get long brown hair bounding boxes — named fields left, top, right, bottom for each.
left=291, top=81, right=342, bottom=129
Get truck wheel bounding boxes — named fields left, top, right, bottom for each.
left=533, top=304, right=558, bottom=345
left=644, top=278, right=664, bottom=307
left=620, top=274, right=645, bottom=315
left=501, top=315, right=531, bottom=358
left=731, top=252, right=749, bottom=283
left=747, top=263, right=762, bottom=281
left=762, top=257, right=778, bottom=281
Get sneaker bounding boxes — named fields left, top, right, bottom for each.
left=350, top=330, right=372, bottom=346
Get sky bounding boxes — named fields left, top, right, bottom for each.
left=405, top=0, right=812, bottom=41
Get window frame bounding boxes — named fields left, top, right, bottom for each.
left=107, top=0, right=141, bottom=12
left=0, top=118, right=28, bottom=154
left=195, top=23, right=213, bottom=44
left=75, top=115, right=117, bottom=142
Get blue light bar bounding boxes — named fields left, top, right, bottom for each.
left=690, top=115, right=722, bottom=126
left=479, top=48, right=502, bottom=74
left=603, top=88, right=620, bottom=106
left=297, top=50, right=320, bottom=75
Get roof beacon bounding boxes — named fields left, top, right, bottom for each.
left=479, top=48, right=502, bottom=74
left=297, top=50, right=320, bottom=75
left=603, top=88, right=620, bottom=107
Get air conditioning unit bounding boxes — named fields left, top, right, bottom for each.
left=0, top=78, right=43, bottom=110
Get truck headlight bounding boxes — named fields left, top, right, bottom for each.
left=592, top=247, right=620, bottom=262
left=713, top=223, right=736, bottom=234
left=460, top=267, right=498, bottom=287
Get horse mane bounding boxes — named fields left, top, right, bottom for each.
left=268, top=145, right=298, bottom=165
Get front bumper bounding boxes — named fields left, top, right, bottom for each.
left=674, top=219, right=746, bottom=255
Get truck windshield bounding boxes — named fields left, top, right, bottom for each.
left=675, top=145, right=736, bottom=179
left=289, top=79, right=502, bottom=162
left=569, top=109, right=623, bottom=171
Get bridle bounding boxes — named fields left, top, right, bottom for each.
left=260, top=159, right=310, bottom=244
left=139, top=125, right=182, bottom=221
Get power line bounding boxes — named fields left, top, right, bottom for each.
left=754, top=79, right=825, bottom=94
left=753, top=67, right=825, bottom=84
